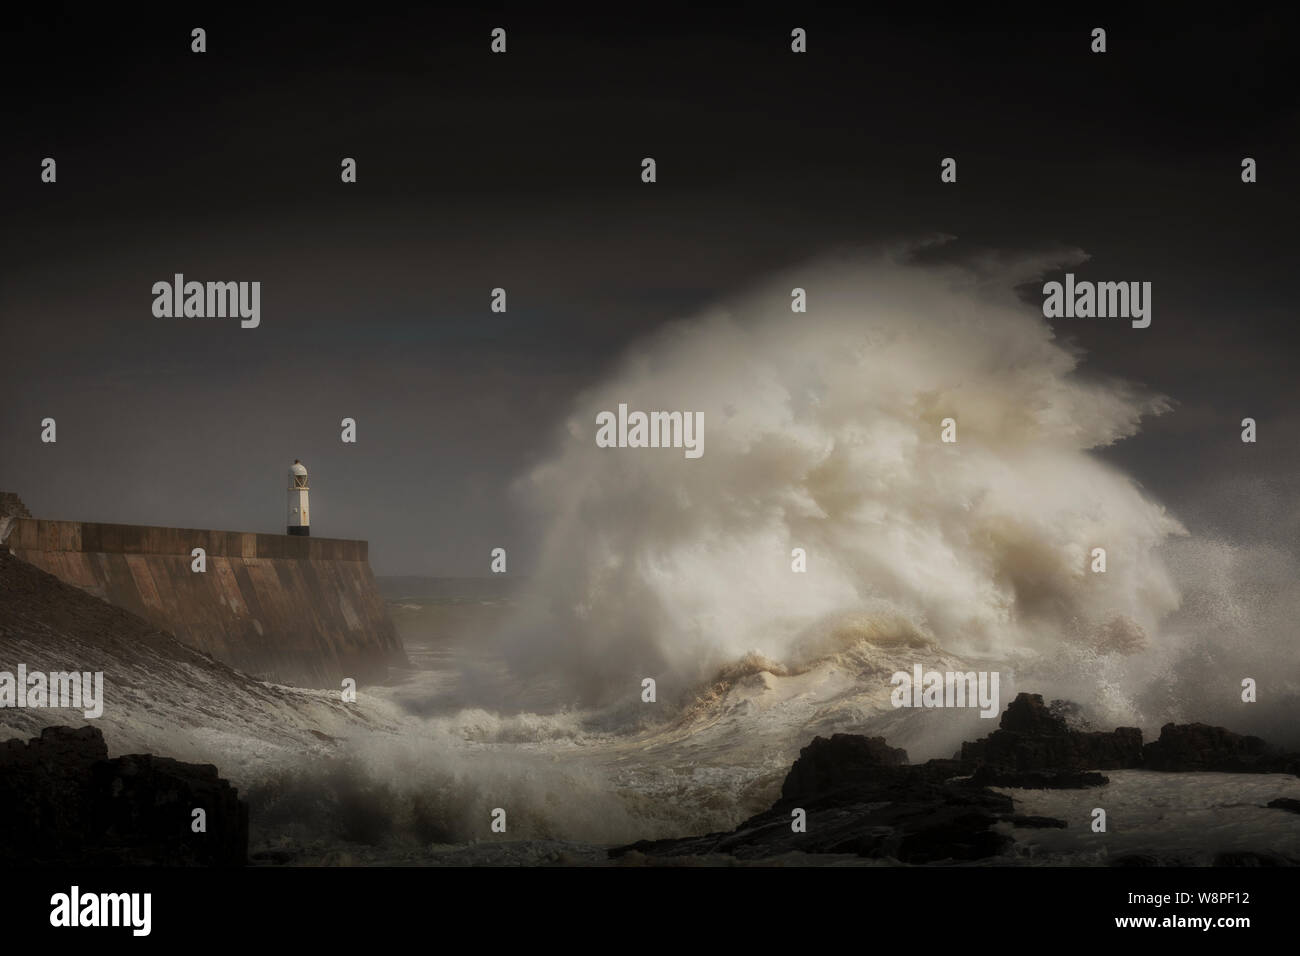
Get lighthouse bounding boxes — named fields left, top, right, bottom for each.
left=287, top=460, right=310, bottom=536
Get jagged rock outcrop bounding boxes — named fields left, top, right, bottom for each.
left=0, top=725, right=247, bottom=865
left=959, top=693, right=1143, bottom=772
left=967, top=695, right=1300, bottom=777
left=612, top=734, right=1022, bottom=864
left=0, top=492, right=32, bottom=519
left=1143, top=722, right=1299, bottom=774
left=779, top=734, right=909, bottom=799
left=611, top=692, right=1300, bottom=865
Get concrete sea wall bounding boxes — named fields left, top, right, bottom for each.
left=2, top=518, right=406, bottom=688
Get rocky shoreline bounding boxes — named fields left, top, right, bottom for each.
left=611, top=693, right=1300, bottom=865
left=3, top=692, right=1296, bottom=866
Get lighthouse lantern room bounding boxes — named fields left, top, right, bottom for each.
left=287, top=459, right=310, bottom=536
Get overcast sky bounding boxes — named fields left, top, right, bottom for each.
left=2, top=8, right=1296, bottom=575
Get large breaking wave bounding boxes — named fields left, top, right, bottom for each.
left=498, top=243, right=1187, bottom=718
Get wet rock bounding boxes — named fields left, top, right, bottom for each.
left=613, top=782, right=1013, bottom=863
left=779, top=734, right=909, bottom=800
left=0, top=725, right=247, bottom=866
left=970, top=766, right=1109, bottom=789
left=959, top=693, right=1143, bottom=771
left=1266, top=798, right=1300, bottom=814
left=1009, top=815, right=1067, bottom=829
left=999, top=693, right=1070, bottom=734
left=1142, top=723, right=1297, bottom=773
left=613, top=735, right=1013, bottom=864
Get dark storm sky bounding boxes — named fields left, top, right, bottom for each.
left=2, top=7, right=1297, bottom=575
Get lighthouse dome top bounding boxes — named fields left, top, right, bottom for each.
left=290, top=460, right=308, bottom=476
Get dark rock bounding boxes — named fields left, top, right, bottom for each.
left=1142, top=723, right=1297, bottom=773
left=1111, top=854, right=1161, bottom=867
left=613, top=779, right=1014, bottom=864
left=971, top=766, right=1109, bottom=789
left=1009, top=815, right=1067, bottom=829
left=960, top=693, right=1143, bottom=771
left=0, top=726, right=109, bottom=848
left=613, top=734, right=1013, bottom=864
left=1, top=724, right=107, bottom=767
left=894, top=809, right=1012, bottom=862
left=1266, top=798, right=1300, bottom=814
left=779, top=734, right=908, bottom=800
left=0, top=725, right=247, bottom=866
left=999, top=693, right=1069, bottom=734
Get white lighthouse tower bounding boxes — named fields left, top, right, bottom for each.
left=287, top=459, right=310, bottom=536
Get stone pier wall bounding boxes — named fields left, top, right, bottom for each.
left=1, top=517, right=406, bottom=688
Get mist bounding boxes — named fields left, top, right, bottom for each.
left=484, top=245, right=1191, bottom=701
